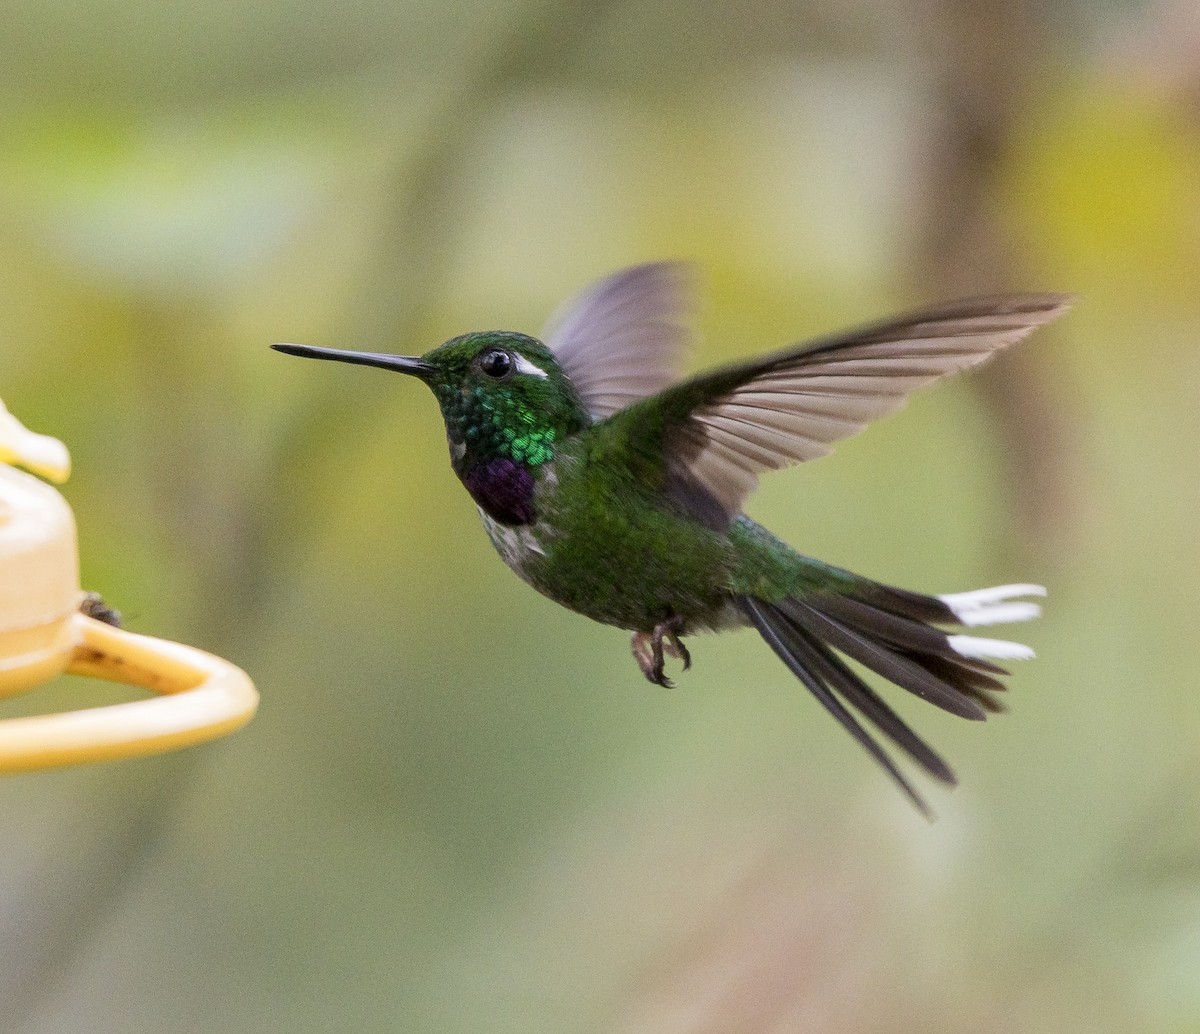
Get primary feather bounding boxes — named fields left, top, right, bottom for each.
left=615, top=291, right=1072, bottom=519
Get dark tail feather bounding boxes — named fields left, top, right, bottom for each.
left=786, top=587, right=1019, bottom=715
left=782, top=625, right=958, bottom=785
left=739, top=581, right=1040, bottom=813
left=739, top=596, right=947, bottom=818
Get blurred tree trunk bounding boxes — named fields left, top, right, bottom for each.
left=913, top=0, right=1080, bottom=559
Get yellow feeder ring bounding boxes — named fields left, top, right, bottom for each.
left=0, top=398, right=258, bottom=772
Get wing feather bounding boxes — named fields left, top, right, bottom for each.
left=660, top=293, right=1071, bottom=517
left=543, top=261, right=698, bottom=420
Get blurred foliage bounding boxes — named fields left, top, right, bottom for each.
left=2, top=0, right=1200, bottom=1031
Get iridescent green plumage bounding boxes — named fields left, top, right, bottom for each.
left=425, top=333, right=584, bottom=470
left=273, top=263, right=1069, bottom=814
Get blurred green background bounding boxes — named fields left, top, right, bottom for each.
left=3, top=0, right=1200, bottom=1030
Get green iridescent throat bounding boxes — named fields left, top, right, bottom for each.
left=424, top=332, right=588, bottom=473
left=434, top=382, right=556, bottom=465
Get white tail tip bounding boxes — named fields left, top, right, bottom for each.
left=948, top=635, right=1036, bottom=661
left=939, top=584, right=1046, bottom=627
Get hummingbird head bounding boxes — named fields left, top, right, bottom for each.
left=272, top=331, right=589, bottom=522
left=416, top=331, right=589, bottom=470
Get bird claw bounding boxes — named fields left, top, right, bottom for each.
left=631, top=618, right=690, bottom=687
left=664, top=633, right=691, bottom=671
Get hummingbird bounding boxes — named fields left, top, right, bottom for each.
left=273, top=263, right=1069, bottom=813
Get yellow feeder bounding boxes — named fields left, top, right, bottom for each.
left=0, top=398, right=258, bottom=771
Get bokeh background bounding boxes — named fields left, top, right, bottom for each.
left=3, top=0, right=1200, bottom=1030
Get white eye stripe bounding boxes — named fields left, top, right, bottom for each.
left=512, top=353, right=549, bottom=378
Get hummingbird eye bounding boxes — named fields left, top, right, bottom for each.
left=479, top=349, right=513, bottom=379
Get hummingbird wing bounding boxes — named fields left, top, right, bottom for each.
left=543, top=262, right=698, bottom=420
left=618, top=293, right=1072, bottom=521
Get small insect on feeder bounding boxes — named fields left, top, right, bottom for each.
left=0, top=397, right=258, bottom=771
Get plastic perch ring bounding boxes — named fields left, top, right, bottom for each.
left=0, top=398, right=258, bottom=772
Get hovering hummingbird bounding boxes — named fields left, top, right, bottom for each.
left=273, top=263, right=1069, bottom=813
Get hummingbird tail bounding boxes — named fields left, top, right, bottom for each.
left=737, top=580, right=1044, bottom=815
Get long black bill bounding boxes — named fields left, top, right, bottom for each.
left=271, top=343, right=434, bottom=378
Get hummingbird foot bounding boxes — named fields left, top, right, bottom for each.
left=630, top=632, right=663, bottom=684
left=662, top=629, right=691, bottom=671
left=631, top=617, right=690, bottom=687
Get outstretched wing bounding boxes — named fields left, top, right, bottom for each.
left=613, top=293, right=1072, bottom=521
left=543, top=262, right=698, bottom=421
